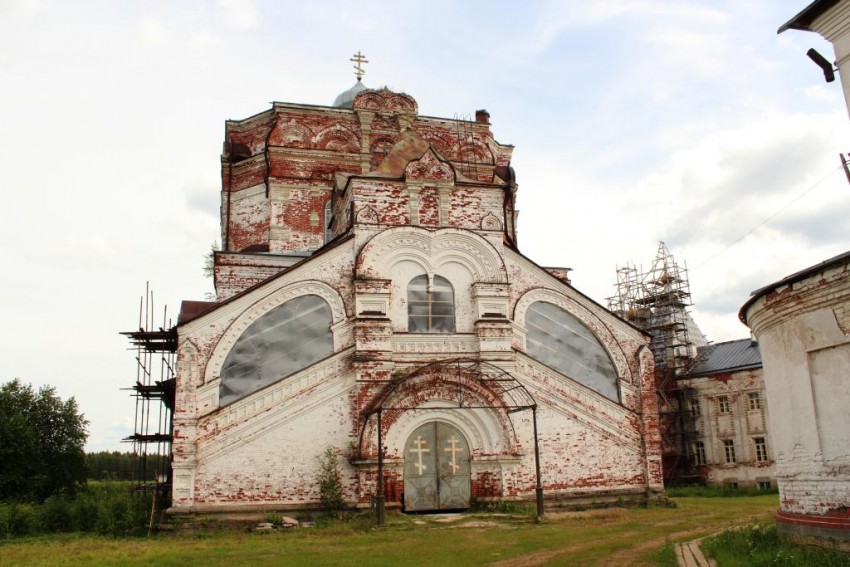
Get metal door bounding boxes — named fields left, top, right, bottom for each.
left=404, top=421, right=470, bottom=511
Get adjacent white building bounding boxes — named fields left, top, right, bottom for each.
left=741, top=253, right=850, bottom=541
left=742, top=0, right=850, bottom=543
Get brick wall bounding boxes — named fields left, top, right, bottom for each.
left=170, top=87, right=662, bottom=514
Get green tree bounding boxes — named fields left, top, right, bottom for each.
left=85, top=451, right=166, bottom=481
left=0, top=379, right=88, bottom=501
left=317, top=446, right=345, bottom=511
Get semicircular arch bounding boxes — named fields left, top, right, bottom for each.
left=451, top=137, right=494, bottom=164
left=393, top=406, right=513, bottom=457
left=313, top=123, right=360, bottom=153
left=205, top=280, right=346, bottom=384
left=356, top=358, right=534, bottom=458
left=513, top=287, right=632, bottom=384
left=356, top=227, right=508, bottom=283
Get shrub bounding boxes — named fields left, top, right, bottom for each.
left=70, top=491, right=99, bottom=532
left=317, top=446, right=345, bottom=512
left=39, top=495, right=72, bottom=532
left=0, top=481, right=153, bottom=538
left=0, top=502, right=38, bottom=537
left=93, top=484, right=151, bottom=537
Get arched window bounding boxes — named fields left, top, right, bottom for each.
left=525, top=301, right=619, bottom=401
left=408, top=275, right=455, bottom=333
left=219, top=294, right=333, bottom=405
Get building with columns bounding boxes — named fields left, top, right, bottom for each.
left=162, top=73, right=663, bottom=520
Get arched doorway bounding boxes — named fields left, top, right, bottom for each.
left=404, top=421, right=470, bottom=511
left=357, top=358, right=544, bottom=525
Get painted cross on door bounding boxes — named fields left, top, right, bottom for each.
left=404, top=422, right=471, bottom=511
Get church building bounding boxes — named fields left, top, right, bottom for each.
left=167, top=61, right=663, bottom=518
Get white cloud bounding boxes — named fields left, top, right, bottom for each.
left=804, top=84, right=844, bottom=104
left=216, top=0, right=259, bottom=31
left=0, top=0, right=44, bottom=17
left=190, top=30, right=222, bottom=52
left=527, top=0, right=728, bottom=56
left=137, top=16, right=168, bottom=47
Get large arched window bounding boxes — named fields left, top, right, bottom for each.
left=219, top=294, right=333, bottom=405
left=408, top=275, right=455, bottom=333
left=525, top=301, right=619, bottom=401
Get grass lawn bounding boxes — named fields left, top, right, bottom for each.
left=0, top=495, right=780, bottom=566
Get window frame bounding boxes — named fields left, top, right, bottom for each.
left=323, top=200, right=333, bottom=243
left=693, top=440, right=707, bottom=466
left=718, top=395, right=730, bottom=414
left=748, top=392, right=762, bottom=410
left=754, top=437, right=768, bottom=462
left=723, top=439, right=736, bottom=464
left=407, top=274, right=456, bottom=334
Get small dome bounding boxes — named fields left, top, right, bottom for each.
left=333, top=80, right=368, bottom=108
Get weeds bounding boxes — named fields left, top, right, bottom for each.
left=702, top=522, right=850, bottom=566
left=653, top=539, right=680, bottom=567
left=263, top=512, right=283, bottom=528
left=470, top=498, right=535, bottom=517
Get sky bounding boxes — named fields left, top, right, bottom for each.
left=2, top=0, right=849, bottom=452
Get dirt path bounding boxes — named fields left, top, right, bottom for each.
left=597, top=527, right=706, bottom=567
left=484, top=512, right=772, bottom=567
left=485, top=543, right=588, bottom=567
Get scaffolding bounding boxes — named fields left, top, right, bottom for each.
left=453, top=113, right=477, bottom=180
left=121, top=283, right=176, bottom=504
left=607, top=242, right=705, bottom=485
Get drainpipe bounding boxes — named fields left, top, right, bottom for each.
left=532, top=405, right=544, bottom=522
left=376, top=410, right=386, bottom=527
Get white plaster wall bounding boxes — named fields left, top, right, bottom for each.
left=745, top=261, right=850, bottom=516
left=192, top=375, right=357, bottom=508
left=174, top=225, right=661, bottom=511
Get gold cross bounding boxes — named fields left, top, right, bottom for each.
left=410, top=435, right=430, bottom=474
left=350, top=51, right=369, bottom=81
left=444, top=435, right=463, bottom=475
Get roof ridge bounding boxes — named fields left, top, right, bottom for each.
left=703, top=337, right=754, bottom=347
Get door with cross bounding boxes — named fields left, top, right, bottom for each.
left=404, top=421, right=471, bottom=511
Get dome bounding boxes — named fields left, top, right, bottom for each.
left=333, top=79, right=368, bottom=108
